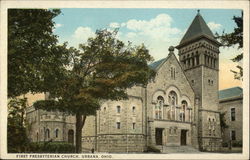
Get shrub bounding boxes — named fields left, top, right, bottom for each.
left=232, top=141, right=242, bottom=147
left=222, top=142, right=228, bottom=147
left=28, top=141, right=75, bottom=153
left=144, top=145, right=161, bottom=153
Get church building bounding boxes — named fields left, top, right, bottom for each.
left=26, top=11, right=223, bottom=152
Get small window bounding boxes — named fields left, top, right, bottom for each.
left=116, top=122, right=121, bottom=129
left=171, top=67, right=176, bottom=79
left=55, top=129, right=59, bottom=138
left=231, top=130, right=236, bottom=140
left=132, top=106, right=136, bottom=113
left=132, top=123, right=136, bottom=130
left=46, top=129, right=50, bottom=139
left=117, top=106, right=121, bottom=113
left=208, top=79, right=210, bottom=84
left=104, top=107, right=106, bottom=112
left=191, top=80, right=195, bottom=84
left=231, top=108, right=236, bottom=121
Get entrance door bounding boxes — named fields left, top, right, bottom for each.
left=155, top=128, right=163, bottom=145
left=180, top=130, right=187, bottom=145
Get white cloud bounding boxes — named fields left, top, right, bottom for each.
left=55, top=23, right=63, bottom=28
left=72, top=26, right=95, bottom=43
left=60, top=26, right=96, bottom=48
left=109, top=22, right=120, bottom=28
left=110, top=14, right=182, bottom=60
left=208, top=22, right=222, bottom=31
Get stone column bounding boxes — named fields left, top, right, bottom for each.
left=170, top=106, right=172, bottom=120
left=194, top=56, right=197, bottom=66
left=189, top=109, right=192, bottom=122
left=174, top=106, right=177, bottom=120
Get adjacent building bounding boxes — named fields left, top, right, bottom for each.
left=218, top=87, right=243, bottom=146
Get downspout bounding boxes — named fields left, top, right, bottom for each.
left=95, top=111, right=97, bottom=151
left=144, top=85, right=148, bottom=149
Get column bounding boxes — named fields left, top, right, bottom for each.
left=174, top=106, right=177, bottom=120
left=170, top=106, right=172, bottom=120
left=194, top=56, right=197, bottom=66
left=189, top=109, right=192, bottom=122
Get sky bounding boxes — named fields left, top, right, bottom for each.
left=52, top=8, right=242, bottom=90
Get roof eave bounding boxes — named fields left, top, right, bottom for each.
left=176, top=34, right=221, bottom=49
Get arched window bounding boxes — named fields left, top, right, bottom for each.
left=68, top=130, right=74, bottom=144
left=55, top=129, right=59, bottom=138
left=196, top=55, right=199, bottom=65
left=132, top=106, right=136, bottom=113
left=45, top=129, right=50, bottom=139
left=169, top=91, right=177, bottom=105
left=168, top=91, right=178, bottom=120
left=180, top=101, right=187, bottom=122
left=117, top=106, right=121, bottom=113
left=170, top=67, right=176, bottom=79
left=155, top=96, right=164, bottom=119
left=208, top=118, right=212, bottom=136
left=36, top=132, right=39, bottom=142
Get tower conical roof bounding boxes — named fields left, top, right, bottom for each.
left=178, top=11, right=217, bottom=46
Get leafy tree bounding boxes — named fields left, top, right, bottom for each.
left=7, top=97, right=30, bottom=152
left=8, top=9, right=69, bottom=98
left=216, top=12, right=243, bottom=80
left=34, top=29, right=156, bottom=153
left=219, top=112, right=228, bottom=136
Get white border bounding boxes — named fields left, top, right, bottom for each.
left=0, top=0, right=249, bottom=159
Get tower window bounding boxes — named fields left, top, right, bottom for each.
left=117, top=106, right=121, bottom=113
left=132, top=106, right=136, bottom=113
left=116, top=122, right=121, bottom=129
left=191, top=80, right=195, bottom=84
left=196, top=55, right=199, bottom=65
left=231, top=108, right=236, bottom=121
left=132, top=123, right=136, bottom=130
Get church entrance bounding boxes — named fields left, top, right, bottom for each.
left=180, top=130, right=187, bottom=145
left=155, top=128, right=163, bottom=145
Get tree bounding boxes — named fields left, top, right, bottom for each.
left=216, top=12, right=243, bottom=80
left=8, top=9, right=69, bottom=98
left=34, top=29, right=156, bottom=153
left=7, top=97, right=30, bottom=152
left=219, top=112, right=228, bottom=136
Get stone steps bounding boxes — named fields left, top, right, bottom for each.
left=156, top=145, right=200, bottom=153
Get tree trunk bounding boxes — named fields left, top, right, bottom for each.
left=75, top=113, right=86, bottom=153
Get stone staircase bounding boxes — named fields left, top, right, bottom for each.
left=156, top=145, right=200, bottom=153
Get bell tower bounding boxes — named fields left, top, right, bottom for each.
left=176, top=10, right=222, bottom=151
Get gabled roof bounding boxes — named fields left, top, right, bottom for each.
left=219, top=87, right=243, bottom=100
left=178, top=12, right=217, bottom=46
left=149, top=58, right=167, bottom=70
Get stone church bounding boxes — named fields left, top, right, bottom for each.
left=26, top=11, right=223, bottom=152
